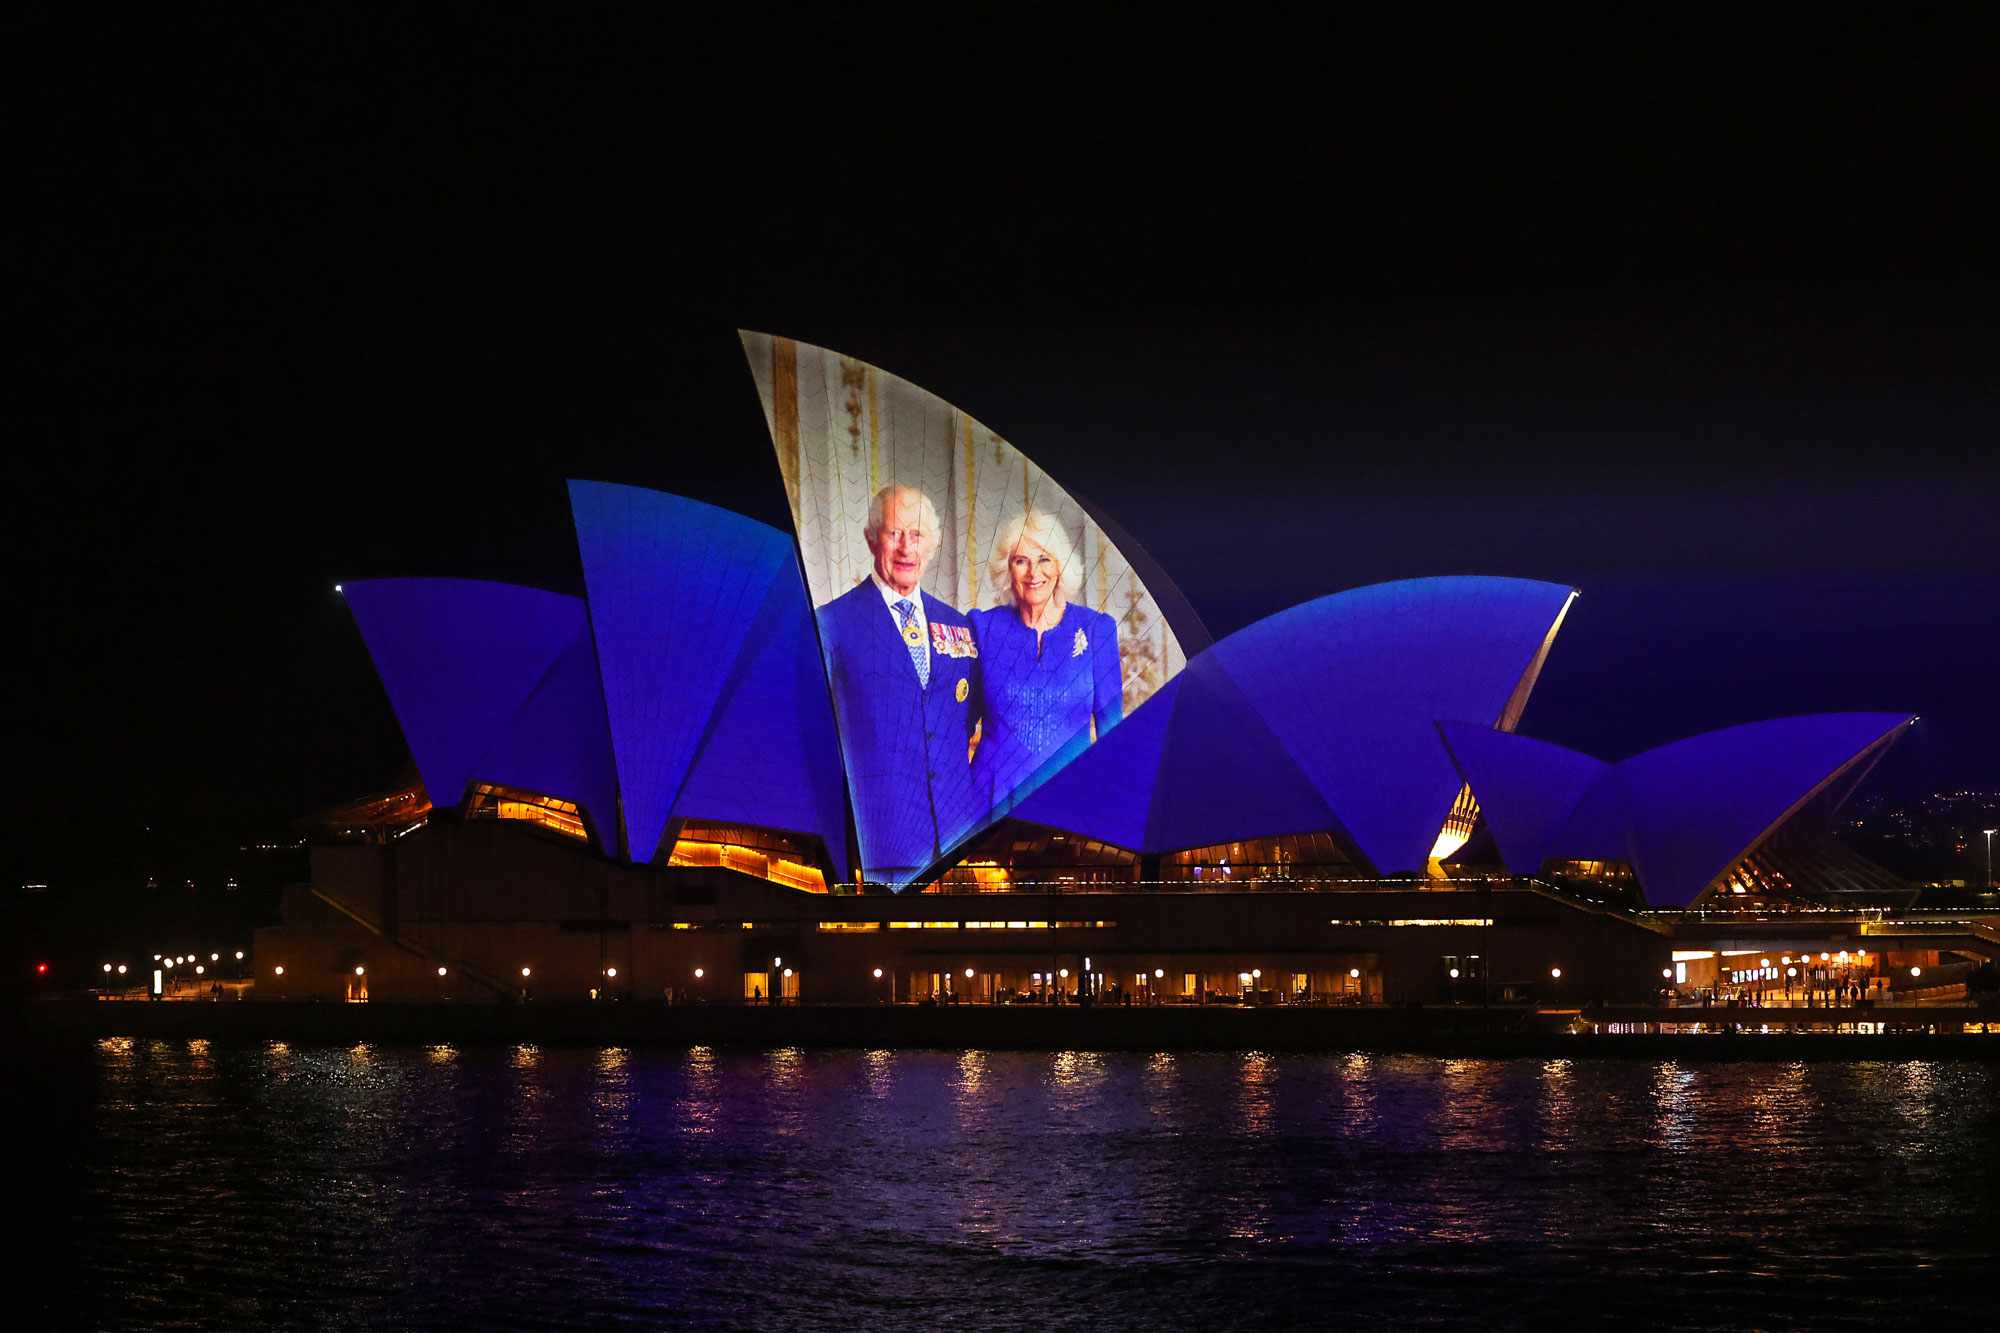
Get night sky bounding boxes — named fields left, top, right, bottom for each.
left=13, top=11, right=1997, bottom=894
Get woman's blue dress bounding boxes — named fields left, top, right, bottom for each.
left=968, top=601, right=1124, bottom=817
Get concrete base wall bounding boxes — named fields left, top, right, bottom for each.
left=255, top=822, right=1678, bottom=1006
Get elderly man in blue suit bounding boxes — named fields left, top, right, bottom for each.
left=817, top=483, right=984, bottom=887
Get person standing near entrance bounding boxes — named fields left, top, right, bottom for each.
left=816, top=485, right=984, bottom=886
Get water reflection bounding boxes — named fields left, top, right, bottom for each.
left=1896, top=1059, right=1939, bottom=1147
left=505, top=1043, right=545, bottom=1158
left=1143, top=1051, right=1180, bottom=1128
left=60, top=1047, right=2000, bottom=1326
left=1435, top=1058, right=1498, bottom=1152
left=1236, top=1051, right=1275, bottom=1137
left=679, top=1045, right=718, bottom=1139
left=1047, top=1050, right=1105, bottom=1120
left=766, top=1046, right=807, bottom=1138
left=953, top=1049, right=989, bottom=1125
left=1747, top=1062, right=1811, bottom=1171
left=862, top=1048, right=895, bottom=1098
left=1651, top=1060, right=1698, bottom=1152
left=590, top=1047, right=635, bottom=1203
left=1537, top=1058, right=1575, bottom=1152
left=1336, top=1052, right=1379, bottom=1139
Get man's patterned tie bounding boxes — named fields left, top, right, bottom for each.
left=894, top=598, right=930, bottom=688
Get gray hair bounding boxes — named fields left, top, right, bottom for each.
left=988, top=509, right=1082, bottom=604
left=863, top=484, right=941, bottom=551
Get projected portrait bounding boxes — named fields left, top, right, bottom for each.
left=969, top=509, right=1123, bottom=814
left=739, top=331, right=1189, bottom=887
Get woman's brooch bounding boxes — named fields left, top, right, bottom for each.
left=1072, top=628, right=1088, bottom=658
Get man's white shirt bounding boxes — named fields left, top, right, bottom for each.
left=871, top=573, right=929, bottom=673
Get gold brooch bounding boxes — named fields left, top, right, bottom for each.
left=955, top=677, right=969, bottom=703
left=1072, top=628, right=1088, bottom=658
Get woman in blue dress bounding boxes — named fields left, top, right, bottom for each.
left=968, top=510, right=1124, bottom=818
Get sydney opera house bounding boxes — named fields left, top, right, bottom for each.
left=257, top=334, right=1963, bottom=1008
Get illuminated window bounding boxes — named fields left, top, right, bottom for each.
left=1427, top=783, right=1481, bottom=864
left=668, top=822, right=829, bottom=893
left=1545, top=858, right=1636, bottom=885
left=1162, top=831, right=1356, bottom=881
left=465, top=783, right=588, bottom=841
left=816, top=922, right=880, bottom=932
left=935, top=820, right=1138, bottom=889
left=1329, top=918, right=1494, bottom=927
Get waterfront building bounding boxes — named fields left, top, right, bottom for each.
left=256, top=339, right=1986, bottom=1006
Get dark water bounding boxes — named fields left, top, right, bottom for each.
left=22, top=1038, right=2000, bottom=1328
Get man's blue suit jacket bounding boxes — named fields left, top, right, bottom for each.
left=817, top=581, right=984, bottom=886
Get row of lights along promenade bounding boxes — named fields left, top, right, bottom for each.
left=38, top=948, right=1998, bottom=1059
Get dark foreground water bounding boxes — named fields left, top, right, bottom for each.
left=20, top=1039, right=2000, bottom=1328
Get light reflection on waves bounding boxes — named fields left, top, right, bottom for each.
left=61, top=1045, right=2000, bottom=1325
left=1223, top=1053, right=1278, bottom=1241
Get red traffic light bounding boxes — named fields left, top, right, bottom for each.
left=35, top=962, right=50, bottom=975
